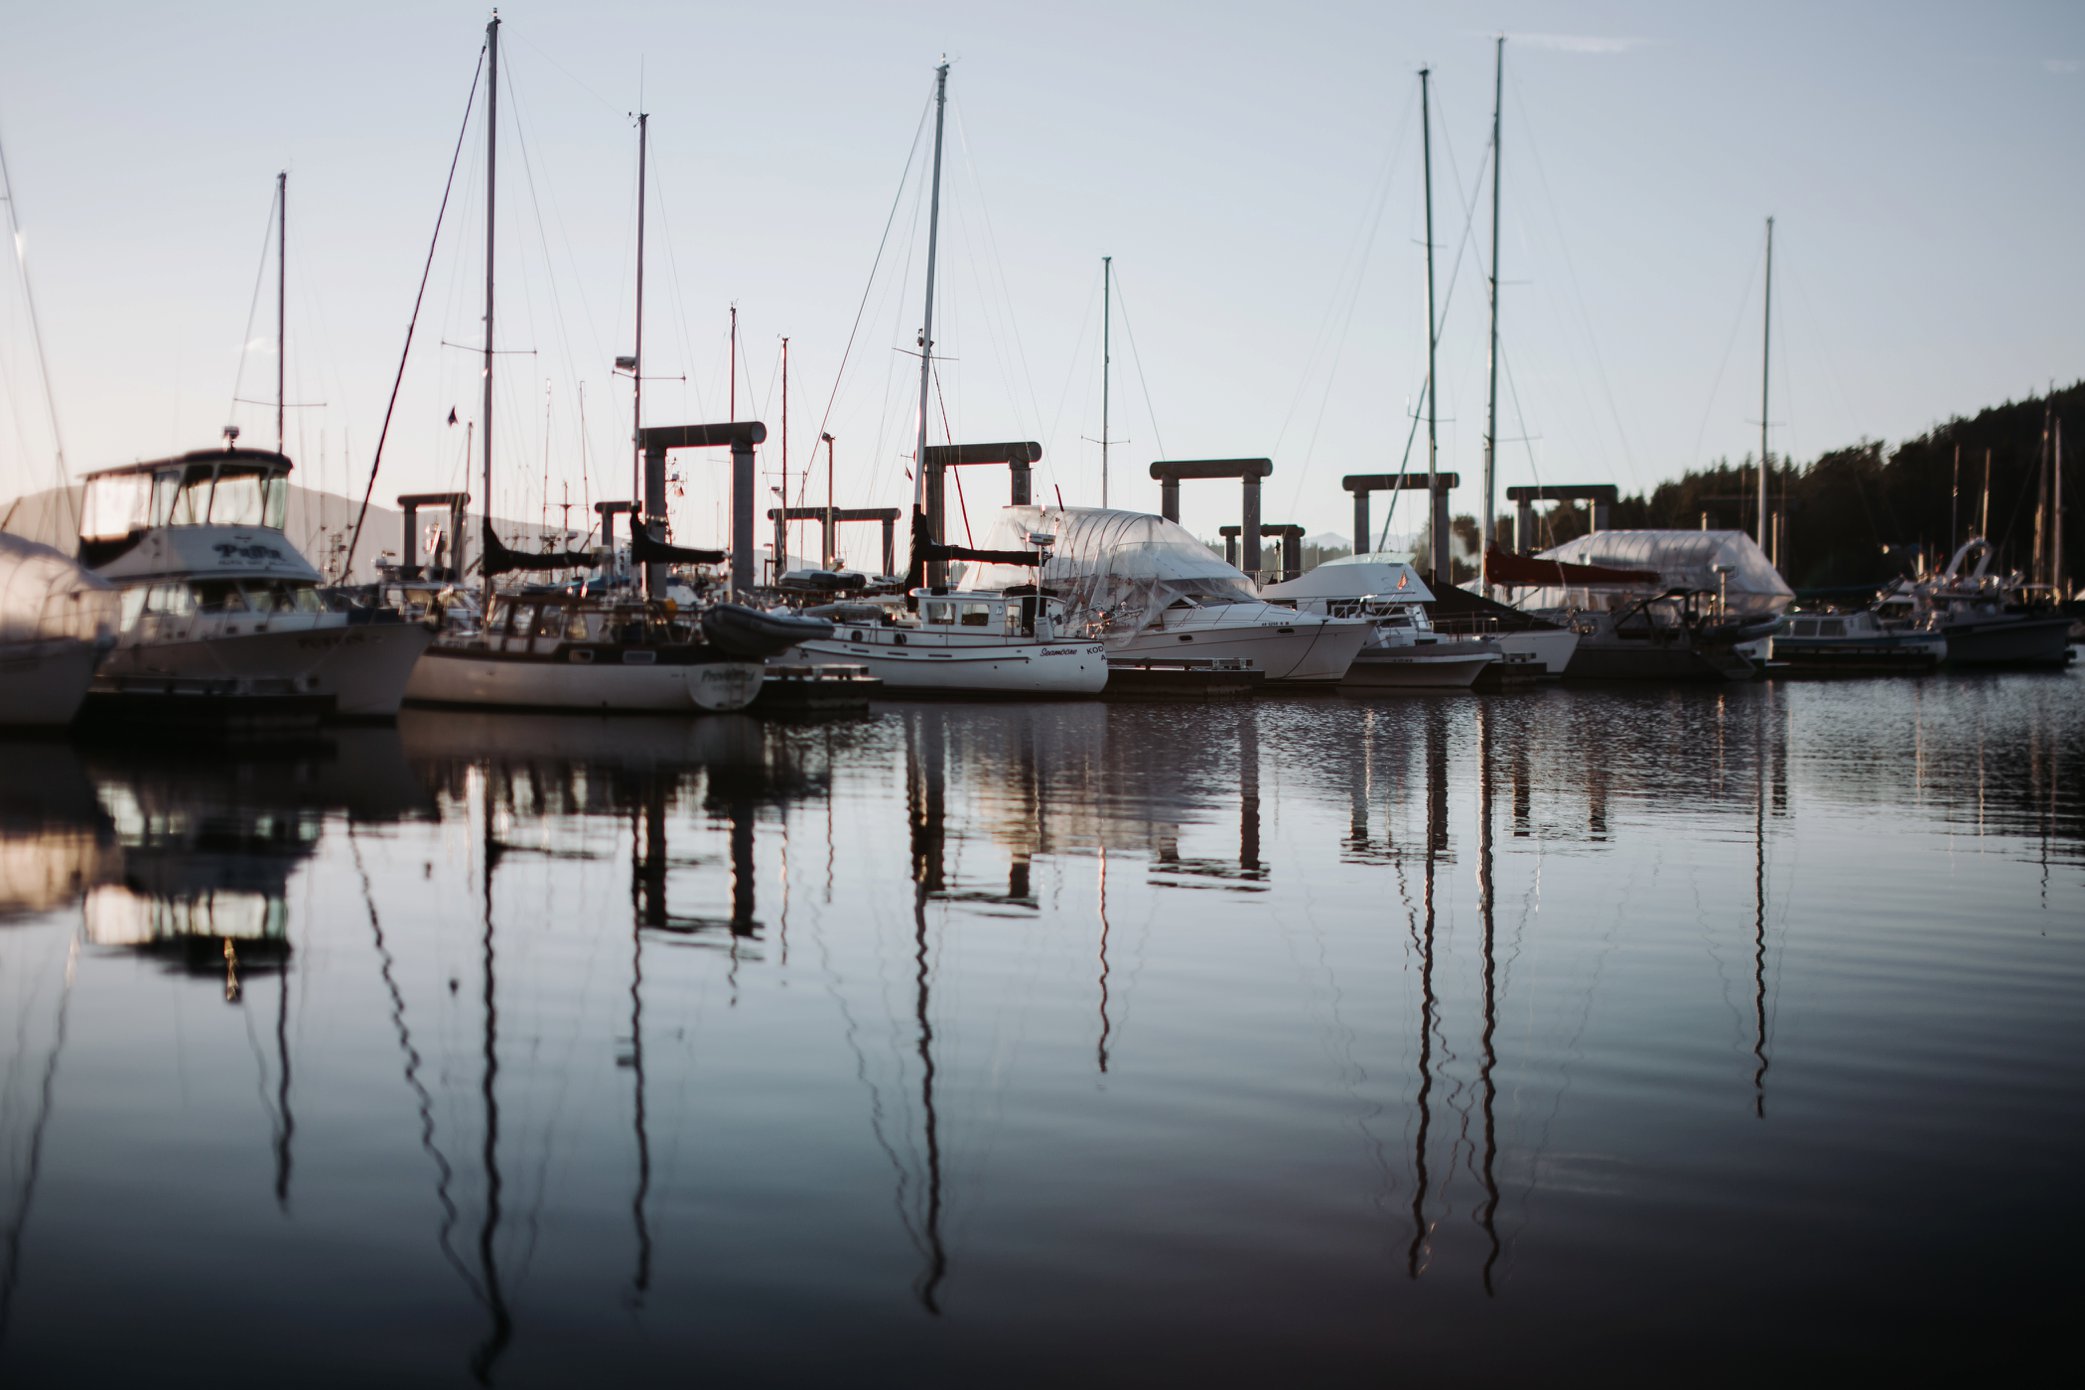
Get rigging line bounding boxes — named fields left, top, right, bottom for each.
left=951, top=101, right=1046, bottom=451
left=0, top=933, right=76, bottom=1345
left=1110, top=269, right=1169, bottom=463
left=1272, top=84, right=1417, bottom=457
left=807, top=88, right=933, bottom=509
left=647, top=149, right=708, bottom=427
left=931, top=360, right=973, bottom=546
left=1509, top=82, right=1639, bottom=490
left=1688, top=232, right=1764, bottom=468
left=874, top=137, right=934, bottom=500
left=1042, top=261, right=1102, bottom=472
left=226, top=179, right=281, bottom=431
left=341, top=44, right=486, bottom=582
left=0, top=119, right=74, bottom=508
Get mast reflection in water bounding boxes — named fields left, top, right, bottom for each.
left=0, top=670, right=2079, bottom=1383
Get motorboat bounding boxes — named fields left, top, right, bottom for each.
left=75, top=445, right=432, bottom=717
left=969, top=506, right=1371, bottom=684
left=0, top=529, right=118, bottom=726
left=1872, top=538, right=2073, bottom=668
left=1772, top=608, right=1946, bottom=673
left=1261, top=557, right=1501, bottom=689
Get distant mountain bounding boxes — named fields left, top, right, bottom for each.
left=1, top=482, right=578, bottom=582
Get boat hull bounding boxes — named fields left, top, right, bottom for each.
left=0, top=639, right=105, bottom=727
left=95, top=620, right=432, bottom=717
left=1107, top=613, right=1369, bottom=684
left=790, top=634, right=1107, bottom=695
left=1937, top=614, right=2073, bottom=668
left=1564, top=636, right=1757, bottom=682
left=1771, top=633, right=1946, bottom=674
left=1342, top=649, right=1497, bottom=689
left=406, top=645, right=765, bottom=712
left=1491, top=628, right=1578, bottom=677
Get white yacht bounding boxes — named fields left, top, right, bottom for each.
left=969, top=506, right=1371, bottom=684
left=76, top=446, right=431, bottom=717
left=0, top=530, right=118, bottom=726
left=792, top=586, right=1107, bottom=696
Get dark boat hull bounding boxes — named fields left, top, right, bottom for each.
left=1938, top=614, right=2073, bottom=668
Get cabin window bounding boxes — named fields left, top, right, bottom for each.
left=80, top=473, right=151, bottom=540
left=959, top=603, right=993, bottom=628
left=209, top=472, right=267, bottom=526
left=194, top=581, right=249, bottom=614
left=923, top=602, right=953, bottom=625
left=1791, top=620, right=1816, bottom=637
left=566, top=611, right=591, bottom=642
left=1818, top=619, right=1845, bottom=637
left=143, top=583, right=195, bottom=617
left=534, top=607, right=567, bottom=639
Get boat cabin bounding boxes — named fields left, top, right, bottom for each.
left=80, top=448, right=293, bottom=566
left=915, top=588, right=1060, bottom=639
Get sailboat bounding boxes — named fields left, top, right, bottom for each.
left=0, top=128, right=120, bottom=726
left=403, top=17, right=787, bottom=714
left=785, top=64, right=1107, bottom=697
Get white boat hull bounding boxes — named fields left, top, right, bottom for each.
left=96, top=621, right=432, bottom=717
left=0, top=639, right=105, bottom=727
left=1107, top=607, right=1369, bottom=683
left=406, top=645, right=765, bottom=713
left=791, top=633, right=1108, bottom=695
left=1491, top=628, right=1578, bottom=677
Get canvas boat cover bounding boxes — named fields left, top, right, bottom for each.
left=0, top=530, right=117, bottom=646
left=1261, top=553, right=1436, bottom=604
left=968, top=506, right=1260, bottom=638
left=1510, top=529, right=1793, bottom=618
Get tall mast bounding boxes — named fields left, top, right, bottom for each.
left=481, top=12, right=499, bottom=610
left=1482, top=38, right=1503, bottom=595
left=781, top=335, right=790, bottom=573
left=2034, top=401, right=2050, bottom=585
left=1421, top=67, right=1442, bottom=584
left=1981, top=448, right=1992, bottom=540
left=1101, top=254, right=1112, bottom=509
left=632, top=111, right=646, bottom=506
left=2055, top=417, right=2065, bottom=597
left=1951, top=442, right=1960, bottom=548
left=729, top=305, right=737, bottom=418
left=915, top=61, right=950, bottom=586
left=276, top=170, right=287, bottom=454
left=1759, top=216, right=1773, bottom=563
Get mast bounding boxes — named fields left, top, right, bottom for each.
left=823, top=431, right=836, bottom=568
left=1101, top=255, right=1112, bottom=509
left=1483, top=38, right=1503, bottom=596
left=781, top=335, right=790, bottom=573
left=729, top=305, right=738, bottom=418
left=2056, top=417, right=2066, bottom=598
left=1759, top=216, right=1773, bottom=563
left=2034, top=401, right=2050, bottom=585
left=915, top=61, right=950, bottom=588
left=1982, top=448, right=1992, bottom=540
left=632, top=111, right=646, bottom=506
left=1421, top=67, right=1442, bottom=585
left=276, top=171, right=287, bottom=454
left=480, top=12, right=499, bottom=611
left=1951, top=442, right=1960, bottom=548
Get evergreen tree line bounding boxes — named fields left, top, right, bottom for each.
left=1497, top=381, right=2082, bottom=594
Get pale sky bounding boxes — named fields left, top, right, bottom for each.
left=2, top=0, right=2080, bottom=568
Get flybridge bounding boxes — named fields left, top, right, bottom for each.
left=78, top=447, right=293, bottom=567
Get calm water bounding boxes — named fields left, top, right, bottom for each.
left=2, top=670, right=2081, bottom=1384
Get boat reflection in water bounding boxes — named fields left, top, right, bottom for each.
left=0, top=671, right=2079, bottom=1382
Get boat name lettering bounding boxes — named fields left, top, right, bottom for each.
left=213, top=542, right=290, bottom=564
